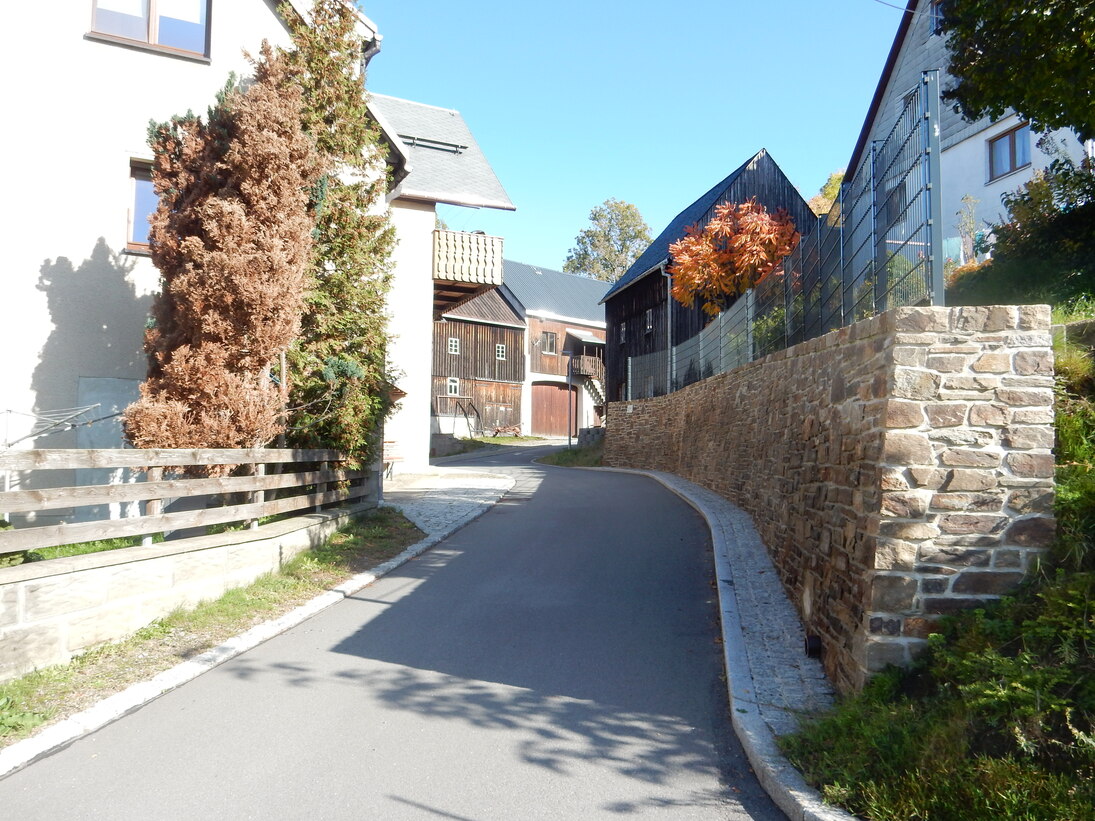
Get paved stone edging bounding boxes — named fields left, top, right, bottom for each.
left=0, top=473, right=515, bottom=782
left=591, top=466, right=856, bottom=821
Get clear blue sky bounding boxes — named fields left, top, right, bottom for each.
left=362, top=0, right=909, bottom=272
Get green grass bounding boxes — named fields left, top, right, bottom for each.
left=0, top=506, right=422, bottom=748
left=780, top=338, right=1095, bottom=820
left=470, top=434, right=544, bottom=445
left=538, top=442, right=603, bottom=467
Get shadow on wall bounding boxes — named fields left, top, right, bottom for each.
left=21, top=238, right=154, bottom=523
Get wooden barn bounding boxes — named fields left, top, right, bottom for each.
left=432, top=287, right=525, bottom=437
left=601, top=149, right=815, bottom=401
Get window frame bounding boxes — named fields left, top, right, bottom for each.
left=644, top=308, right=654, bottom=334
left=988, top=123, right=1031, bottom=182
left=495, top=343, right=507, bottom=361
left=88, top=0, right=212, bottom=61
left=127, top=161, right=155, bottom=254
left=541, top=331, right=557, bottom=355
left=447, top=337, right=461, bottom=355
left=446, top=377, right=460, bottom=397
left=929, top=1, right=944, bottom=36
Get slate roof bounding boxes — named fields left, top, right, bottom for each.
left=600, top=152, right=759, bottom=303
left=368, top=94, right=515, bottom=211
left=502, top=261, right=609, bottom=326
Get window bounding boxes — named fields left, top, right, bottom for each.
left=988, top=124, right=1031, bottom=181
left=644, top=308, right=654, bottom=334
left=447, top=337, right=460, bottom=355
left=619, top=323, right=627, bottom=344
left=495, top=344, right=506, bottom=361
left=128, top=162, right=156, bottom=252
left=446, top=377, right=460, bottom=396
left=91, top=0, right=211, bottom=57
left=929, top=1, right=944, bottom=36
left=541, top=331, right=557, bottom=355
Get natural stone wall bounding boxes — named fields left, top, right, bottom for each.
left=605, top=306, right=1055, bottom=692
left=0, top=503, right=375, bottom=683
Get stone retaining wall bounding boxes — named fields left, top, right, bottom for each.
left=0, top=503, right=376, bottom=683
left=605, top=306, right=1055, bottom=692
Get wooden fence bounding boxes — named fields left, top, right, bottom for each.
left=0, top=448, right=374, bottom=559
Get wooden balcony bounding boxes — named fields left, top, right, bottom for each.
left=432, top=229, right=503, bottom=316
left=572, top=355, right=605, bottom=381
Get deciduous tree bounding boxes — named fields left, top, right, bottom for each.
left=564, top=198, right=651, bottom=282
left=669, top=199, right=799, bottom=317
left=808, top=170, right=844, bottom=216
left=123, top=46, right=320, bottom=453
left=280, top=0, right=396, bottom=464
left=940, top=1, right=1095, bottom=141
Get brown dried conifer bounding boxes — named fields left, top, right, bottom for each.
left=123, top=45, right=320, bottom=453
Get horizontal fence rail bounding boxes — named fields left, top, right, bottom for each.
left=0, top=448, right=374, bottom=556
left=625, top=71, right=943, bottom=399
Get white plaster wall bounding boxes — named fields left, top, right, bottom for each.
left=940, top=118, right=1088, bottom=255
left=1, top=3, right=292, bottom=449
left=384, top=200, right=436, bottom=472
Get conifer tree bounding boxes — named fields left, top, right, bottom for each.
left=123, top=46, right=320, bottom=453
left=279, top=0, right=396, bottom=464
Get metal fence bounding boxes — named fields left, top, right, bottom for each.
left=626, top=71, right=944, bottom=398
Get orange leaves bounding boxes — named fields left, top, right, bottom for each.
left=669, top=198, right=800, bottom=317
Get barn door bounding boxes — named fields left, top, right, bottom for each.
left=531, top=382, right=577, bottom=436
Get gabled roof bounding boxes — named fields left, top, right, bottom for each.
left=601, top=151, right=761, bottom=303
left=367, top=94, right=515, bottom=211
left=442, top=286, right=524, bottom=328
left=502, top=261, right=609, bottom=326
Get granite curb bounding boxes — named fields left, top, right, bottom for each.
left=0, top=472, right=516, bottom=782
left=589, top=466, right=856, bottom=821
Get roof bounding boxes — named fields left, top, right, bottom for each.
left=566, top=327, right=603, bottom=345
left=601, top=152, right=760, bottom=303
left=442, top=287, right=524, bottom=328
left=845, top=0, right=918, bottom=176
left=502, top=261, right=609, bottom=326
left=367, top=94, right=515, bottom=211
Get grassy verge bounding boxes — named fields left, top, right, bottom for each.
left=538, top=442, right=603, bottom=467
left=779, top=329, right=1095, bottom=820
left=0, top=506, right=422, bottom=750
left=470, top=435, right=545, bottom=446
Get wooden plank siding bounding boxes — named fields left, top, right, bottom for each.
left=432, top=378, right=522, bottom=431
left=433, top=319, right=524, bottom=383
left=528, top=317, right=605, bottom=377
left=605, top=151, right=816, bottom=402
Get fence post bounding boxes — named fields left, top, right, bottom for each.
left=922, top=69, right=945, bottom=306
left=745, top=289, right=756, bottom=363
left=142, top=465, right=163, bottom=547
left=316, top=460, right=328, bottom=513
left=869, top=139, right=882, bottom=316
left=248, top=463, right=265, bottom=530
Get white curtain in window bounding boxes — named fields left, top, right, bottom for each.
left=159, top=0, right=203, bottom=22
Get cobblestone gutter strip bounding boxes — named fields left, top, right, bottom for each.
left=595, top=467, right=857, bottom=821
left=0, top=473, right=515, bottom=782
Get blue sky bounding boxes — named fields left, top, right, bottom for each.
left=362, top=0, right=908, bottom=272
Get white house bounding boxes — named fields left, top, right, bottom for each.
left=852, top=0, right=1089, bottom=265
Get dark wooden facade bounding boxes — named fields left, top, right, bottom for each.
left=528, top=317, right=605, bottom=376
left=605, top=151, right=816, bottom=401
left=433, top=317, right=524, bottom=433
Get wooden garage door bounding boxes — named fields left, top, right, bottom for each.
left=531, top=381, right=577, bottom=437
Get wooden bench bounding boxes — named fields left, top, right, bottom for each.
left=382, top=440, right=402, bottom=479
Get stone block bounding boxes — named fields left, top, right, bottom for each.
left=1007, top=488, right=1054, bottom=514
left=969, top=403, right=1010, bottom=427
left=928, top=354, right=971, bottom=373
left=996, top=388, right=1054, bottom=407
left=1005, top=516, right=1056, bottom=548
left=880, top=469, right=911, bottom=491
left=937, top=513, right=1008, bottom=536
left=1010, top=407, right=1054, bottom=425
left=909, top=467, right=948, bottom=489
left=893, top=368, right=943, bottom=401
left=865, top=639, right=911, bottom=672
left=903, top=616, right=940, bottom=639
left=921, top=577, right=949, bottom=594
left=984, top=306, right=1018, bottom=332
left=227, top=541, right=278, bottom=574
left=895, top=307, right=950, bottom=333
left=1006, top=452, right=1055, bottom=479
left=0, top=625, right=65, bottom=681
left=1001, top=426, right=1055, bottom=450
left=869, top=617, right=902, bottom=636
left=881, top=491, right=931, bottom=518
left=24, top=573, right=109, bottom=621
left=884, top=400, right=926, bottom=428
left=173, top=549, right=228, bottom=585
left=1002, top=376, right=1055, bottom=389
left=871, top=574, right=919, bottom=611
left=943, top=469, right=998, bottom=491
left=929, top=429, right=994, bottom=447
left=1017, top=305, right=1051, bottom=330
left=892, top=347, right=928, bottom=367
left=879, top=521, right=940, bottom=540
left=874, top=538, right=918, bottom=570
left=994, top=550, right=1024, bottom=569
left=971, top=352, right=1012, bottom=373
left=67, top=602, right=153, bottom=652
left=952, top=571, right=1026, bottom=595
left=1012, top=351, right=1053, bottom=377
left=924, top=403, right=968, bottom=427
left=952, top=307, right=989, bottom=333
left=923, top=596, right=988, bottom=615
left=107, top=561, right=174, bottom=602
left=941, top=448, right=1001, bottom=468
left=943, top=375, right=1000, bottom=391
left=919, top=545, right=991, bottom=566
left=883, top=431, right=934, bottom=465
left=0, top=585, right=19, bottom=629
left=930, top=491, right=1005, bottom=512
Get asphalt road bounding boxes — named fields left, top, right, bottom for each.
left=0, top=447, right=784, bottom=820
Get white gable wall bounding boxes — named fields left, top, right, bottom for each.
left=1, top=3, right=293, bottom=449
